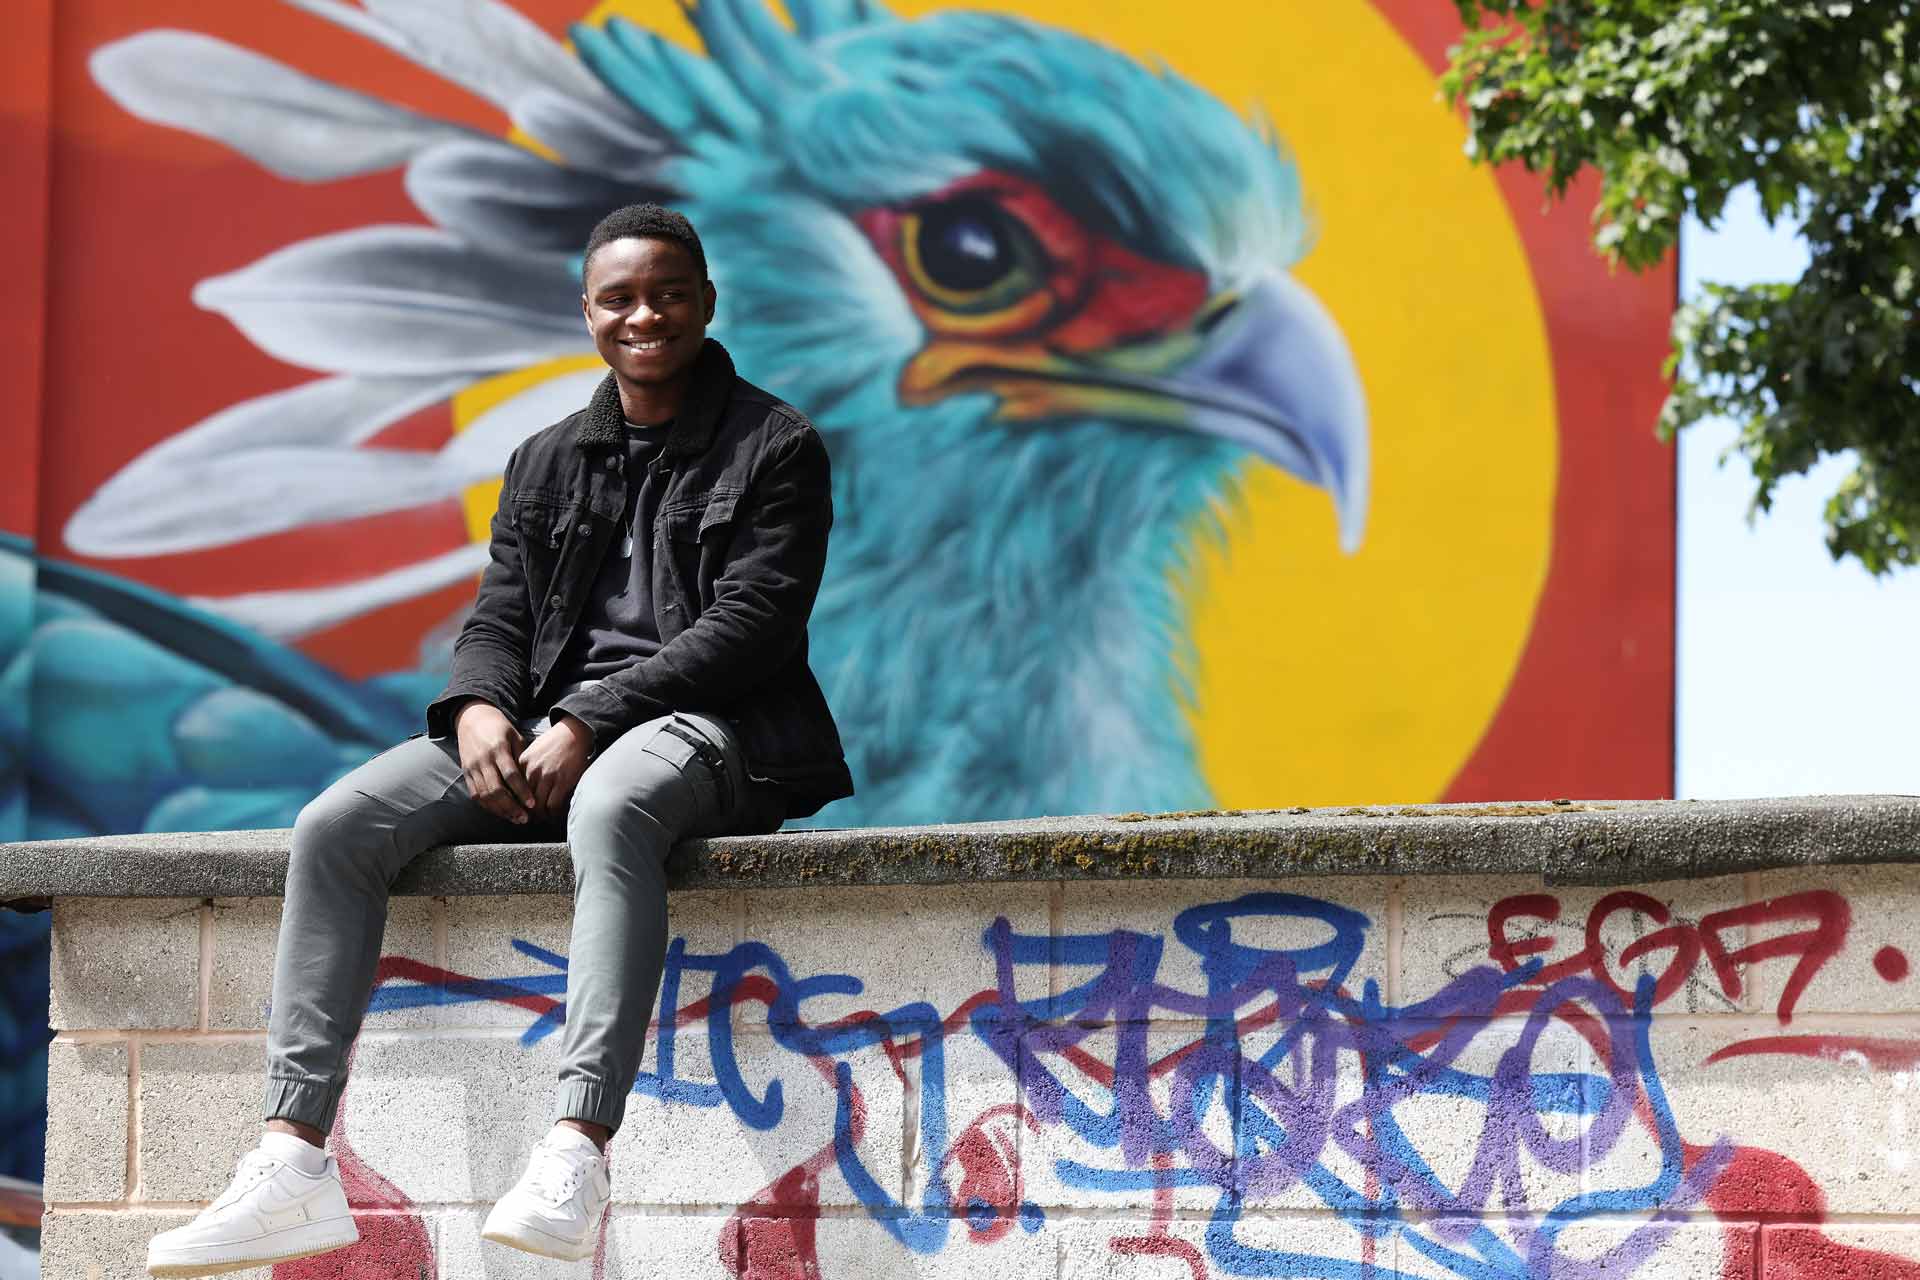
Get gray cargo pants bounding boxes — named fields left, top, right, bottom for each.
left=263, top=711, right=781, bottom=1136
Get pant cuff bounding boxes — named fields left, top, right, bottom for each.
left=264, top=1073, right=345, bottom=1134
left=553, top=1078, right=626, bottom=1133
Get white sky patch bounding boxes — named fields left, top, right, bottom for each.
left=1675, top=186, right=1920, bottom=799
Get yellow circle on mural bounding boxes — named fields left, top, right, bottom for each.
left=519, top=0, right=1557, bottom=809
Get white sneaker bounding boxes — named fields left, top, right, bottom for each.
left=146, top=1146, right=357, bottom=1276
left=480, top=1130, right=611, bottom=1262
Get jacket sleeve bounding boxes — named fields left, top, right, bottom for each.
left=552, top=422, right=831, bottom=745
left=424, top=445, right=536, bottom=737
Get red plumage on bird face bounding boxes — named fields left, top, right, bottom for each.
left=856, top=169, right=1369, bottom=551
left=857, top=171, right=1213, bottom=420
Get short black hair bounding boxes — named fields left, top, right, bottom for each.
left=582, top=203, right=707, bottom=282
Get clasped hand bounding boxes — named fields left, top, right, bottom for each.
left=453, top=701, right=591, bottom=824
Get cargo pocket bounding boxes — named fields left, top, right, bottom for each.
left=639, top=718, right=723, bottom=819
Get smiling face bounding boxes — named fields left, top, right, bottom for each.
left=582, top=235, right=717, bottom=417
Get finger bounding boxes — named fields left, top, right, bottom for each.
left=472, top=760, right=523, bottom=825
left=545, top=759, right=576, bottom=816
left=468, top=760, right=501, bottom=816
left=528, top=754, right=561, bottom=813
left=518, top=753, right=547, bottom=814
left=495, top=748, right=537, bottom=812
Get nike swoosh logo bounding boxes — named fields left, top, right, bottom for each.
left=253, top=1175, right=332, bottom=1228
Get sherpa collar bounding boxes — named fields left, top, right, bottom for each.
left=577, top=338, right=736, bottom=456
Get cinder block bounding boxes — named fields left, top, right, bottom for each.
left=1399, top=875, right=1535, bottom=1009
left=136, top=1040, right=266, bottom=1202
left=1019, top=1025, right=1235, bottom=1214
left=1058, top=1217, right=1203, bottom=1277
left=45, top=1039, right=128, bottom=1202
left=210, top=895, right=436, bottom=1030
left=249, top=1206, right=436, bottom=1277
left=432, top=1208, right=739, bottom=1278
left=610, top=1026, right=904, bottom=1210
left=1748, top=864, right=1920, bottom=1017
left=1058, top=877, right=1393, bottom=1020
left=440, top=891, right=741, bottom=1030
left=1395, top=1219, right=1749, bottom=1279
left=1234, top=1016, right=1368, bottom=1214
left=50, top=898, right=201, bottom=1031
left=1058, top=1215, right=1388, bottom=1277
left=741, top=883, right=1050, bottom=1030
left=1602, top=1020, right=1920, bottom=1216
left=805, top=1211, right=1057, bottom=1276
left=604, top=1212, right=742, bottom=1278
left=438, top=895, right=574, bottom=1032
left=39, top=1208, right=270, bottom=1280
left=1289, top=1014, right=1590, bottom=1219
left=1765, top=1223, right=1920, bottom=1273
left=336, top=1030, right=565, bottom=1204
left=1400, top=874, right=1752, bottom=1015
left=903, top=1027, right=1022, bottom=1211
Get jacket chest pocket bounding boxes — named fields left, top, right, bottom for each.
left=513, top=495, right=586, bottom=607
left=662, top=491, right=739, bottom=602
left=664, top=491, right=737, bottom=541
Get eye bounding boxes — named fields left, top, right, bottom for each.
left=901, top=196, right=1050, bottom=317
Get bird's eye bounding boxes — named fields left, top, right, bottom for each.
left=900, top=197, right=1049, bottom=317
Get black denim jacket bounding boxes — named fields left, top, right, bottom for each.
left=425, top=340, right=853, bottom=819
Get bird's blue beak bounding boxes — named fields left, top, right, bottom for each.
left=896, top=266, right=1369, bottom=551
left=1166, top=275, right=1370, bottom=552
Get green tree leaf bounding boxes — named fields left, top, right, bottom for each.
left=1446, top=0, right=1920, bottom=571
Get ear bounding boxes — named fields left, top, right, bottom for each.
left=702, top=279, right=717, bottom=323
left=581, top=291, right=592, bottom=328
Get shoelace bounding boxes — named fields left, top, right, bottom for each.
left=524, top=1141, right=596, bottom=1207
left=210, top=1151, right=278, bottom=1211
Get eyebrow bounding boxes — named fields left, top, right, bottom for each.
left=592, top=274, right=695, bottom=293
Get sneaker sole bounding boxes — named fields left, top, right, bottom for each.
left=481, top=1216, right=597, bottom=1263
left=147, top=1218, right=359, bottom=1277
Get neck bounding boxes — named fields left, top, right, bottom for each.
left=616, top=374, right=689, bottom=427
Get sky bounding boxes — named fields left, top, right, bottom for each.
left=1675, top=188, right=1920, bottom=798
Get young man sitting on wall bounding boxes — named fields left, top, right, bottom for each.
left=145, top=203, right=853, bottom=1275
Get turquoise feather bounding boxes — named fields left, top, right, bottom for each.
left=569, top=0, right=1311, bottom=822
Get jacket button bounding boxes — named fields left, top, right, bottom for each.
left=606, top=456, right=619, bottom=470
left=550, top=593, right=563, bottom=607
left=576, top=522, right=591, bottom=536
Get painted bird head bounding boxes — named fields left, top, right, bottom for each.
left=82, top=0, right=1368, bottom=823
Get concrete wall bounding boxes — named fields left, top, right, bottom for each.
left=39, top=865, right=1920, bottom=1278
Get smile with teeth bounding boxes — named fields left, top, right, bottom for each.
left=621, top=337, right=671, bottom=351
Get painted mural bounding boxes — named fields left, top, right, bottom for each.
left=0, top=0, right=1675, bottom=845
left=204, top=881, right=1920, bottom=1278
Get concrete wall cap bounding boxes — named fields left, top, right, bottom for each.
left=3, top=794, right=1918, bottom=902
